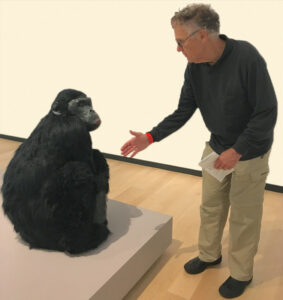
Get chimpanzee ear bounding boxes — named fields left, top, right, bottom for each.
left=51, top=99, right=64, bottom=116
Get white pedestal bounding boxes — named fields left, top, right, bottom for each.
left=0, top=174, right=172, bottom=300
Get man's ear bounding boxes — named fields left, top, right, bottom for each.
left=199, top=28, right=208, bottom=42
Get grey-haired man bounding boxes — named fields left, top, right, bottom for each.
left=121, top=3, right=277, bottom=298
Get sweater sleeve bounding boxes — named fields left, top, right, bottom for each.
left=233, top=57, right=277, bottom=156
left=148, top=65, right=197, bottom=142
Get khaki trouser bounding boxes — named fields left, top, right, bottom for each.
left=198, top=142, right=270, bottom=281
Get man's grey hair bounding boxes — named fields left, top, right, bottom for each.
left=171, top=4, right=220, bottom=34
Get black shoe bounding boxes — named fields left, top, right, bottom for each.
left=184, top=256, right=222, bottom=274
left=219, top=276, right=252, bottom=298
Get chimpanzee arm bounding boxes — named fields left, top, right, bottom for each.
left=92, top=149, right=109, bottom=193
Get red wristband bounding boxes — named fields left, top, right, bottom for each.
left=146, top=132, right=153, bottom=144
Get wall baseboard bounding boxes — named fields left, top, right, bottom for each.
left=0, top=134, right=26, bottom=143
left=1, top=134, right=282, bottom=193
left=103, top=153, right=202, bottom=177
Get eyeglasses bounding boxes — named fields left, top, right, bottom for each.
left=176, top=28, right=201, bottom=49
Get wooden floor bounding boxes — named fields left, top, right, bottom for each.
left=1, top=138, right=283, bottom=300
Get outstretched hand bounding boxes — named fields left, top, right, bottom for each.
left=121, top=130, right=150, bottom=158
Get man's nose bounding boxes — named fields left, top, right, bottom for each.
left=177, top=45, right=183, bottom=52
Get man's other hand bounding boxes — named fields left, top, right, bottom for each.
left=214, top=148, right=242, bottom=170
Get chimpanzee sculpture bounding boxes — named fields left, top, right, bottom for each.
left=2, top=89, right=110, bottom=254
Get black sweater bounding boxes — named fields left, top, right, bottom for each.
left=148, top=35, right=277, bottom=160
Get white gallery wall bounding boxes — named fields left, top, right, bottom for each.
left=0, top=0, right=282, bottom=186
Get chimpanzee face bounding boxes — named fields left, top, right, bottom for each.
left=68, top=97, right=101, bottom=131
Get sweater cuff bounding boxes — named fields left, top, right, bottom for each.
left=232, top=139, right=248, bottom=157
left=146, top=132, right=154, bottom=144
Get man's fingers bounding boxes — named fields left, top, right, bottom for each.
left=214, top=160, right=225, bottom=169
left=130, top=150, right=139, bottom=158
left=130, top=130, right=139, bottom=137
left=121, top=131, right=142, bottom=157
left=121, top=144, right=138, bottom=157
left=121, top=143, right=132, bottom=152
left=214, top=158, right=220, bottom=169
left=121, top=142, right=128, bottom=151
left=122, top=148, right=133, bottom=157
left=214, top=159, right=232, bottom=170
left=121, top=139, right=135, bottom=151
left=121, top=144, right=133, bottom=154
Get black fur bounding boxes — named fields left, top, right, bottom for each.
left=1, top=89, right=110, bottom=254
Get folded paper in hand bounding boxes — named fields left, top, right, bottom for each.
left=199, top=151, right=234, bottom=182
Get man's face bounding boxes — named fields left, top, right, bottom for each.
left=173, top=23, right=205, bottom=63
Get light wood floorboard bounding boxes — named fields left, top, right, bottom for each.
left=0, top=138, right=282, bottom=300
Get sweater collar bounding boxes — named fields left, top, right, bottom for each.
left=209, top=34, right=233, bottom=68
